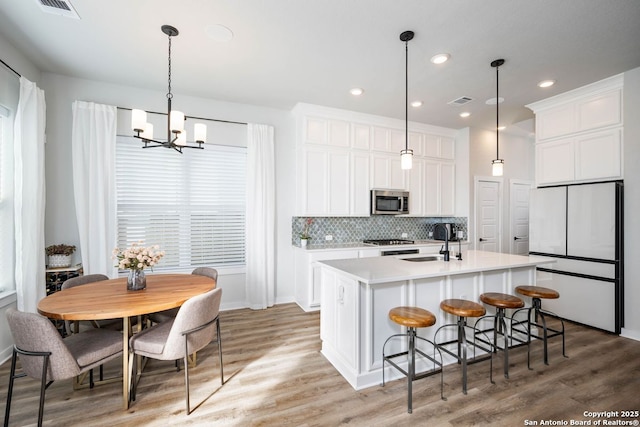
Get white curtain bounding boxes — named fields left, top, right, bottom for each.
left=245, top=123, right=275, bottom=309
left=71, top=101, right=117, bottom=277
left=14, top=77, right=46, bottom=313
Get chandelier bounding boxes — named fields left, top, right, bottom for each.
left=399, top=30, right=414, bottom=170
left=491, top=58, right=505, bottom=176
left=131, top=25, right=206, bottom=153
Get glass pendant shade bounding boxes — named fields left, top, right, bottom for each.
left=141, top=123, right=154, bottom=140
left=492, top=159, right=504, bottom=176
left=131, top=109, right=147, bottom=132
left=401, top=149, right=413, bottom=170
left=194, top=123, right=207, bottom=143
left=170, top=110, right=185, bottom=133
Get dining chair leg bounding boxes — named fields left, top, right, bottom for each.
left=4, top=349, right=18, bottom=427
left=184, top=337, right=191, bottom=415
left=37, top=354, right=50, bottom=427
left=216, top=317, right=224, bottom=385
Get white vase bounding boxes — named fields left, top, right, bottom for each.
left=300, top=238, right=308, bottom=247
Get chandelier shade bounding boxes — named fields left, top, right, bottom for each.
left=131, top=25, right=206, bottom=153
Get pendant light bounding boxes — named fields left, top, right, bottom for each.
left=491, top=58, right=505, bottom=176
left=400, top=30, right=414, bottom=170
left=131, top=25, right=207, bottom=153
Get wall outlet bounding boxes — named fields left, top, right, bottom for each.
left=428, top=231, right=433, bottom=238
left=401, top=232, right=408, bottom=238
left=325, top=235, right=333, bottom=241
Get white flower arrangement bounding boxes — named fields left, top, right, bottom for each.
left=112, top=241, right=165, bottom=271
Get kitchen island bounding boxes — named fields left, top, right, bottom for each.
left=317, top=250, right=555, bottom=390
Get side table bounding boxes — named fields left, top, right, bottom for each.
left=45, top=264, right=83, bottom=335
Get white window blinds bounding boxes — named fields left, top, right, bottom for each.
left=115, top=136, right=246, bottom=270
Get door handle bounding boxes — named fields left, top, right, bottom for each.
left=479, top=238, right=485, bottom=242
left=514, top=236, right=525, bottom=241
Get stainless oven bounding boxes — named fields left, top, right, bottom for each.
left=371, top=189, right=410, bottom=215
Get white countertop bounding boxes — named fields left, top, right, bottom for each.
left=317, top=250, right=555, bottom=285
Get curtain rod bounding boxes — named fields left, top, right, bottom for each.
left=0, top=58, right=21, bottom=78
left=116, top=106, right=247, bottom=126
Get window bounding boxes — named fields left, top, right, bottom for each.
left=115, top=135, right=247, bottom=271
left=0, top=105, right=16, bottom=296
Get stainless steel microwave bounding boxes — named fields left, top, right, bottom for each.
left=370, top=189, right=410, bottom=215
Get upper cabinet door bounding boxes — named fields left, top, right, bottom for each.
left=576, top=89, right=622, bottom=132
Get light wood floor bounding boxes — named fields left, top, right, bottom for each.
left=1, top=303, right=639, bottom=426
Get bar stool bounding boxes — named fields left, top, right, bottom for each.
left=434, top=299, right=495, bottom=394
left=474, top=292, right=524, bottom=378
left=381, top=306, right=445, bottom=413
left=511, top=285, right=567, bottom=368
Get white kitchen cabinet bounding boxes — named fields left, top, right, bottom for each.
left=413, top=160, right=455, bottom=216
left=303, top=116, right=351, bottom=148
left=575, top=128, right=622, bottom=181
left=351, top=152, right=371, bottom=216
left=527, top=74, right=623, bottom=186
left=299, top=148, right=367, bottom=216
left=425, top=134, right=455, bottom=160
left=352, top=123, right=371, bottom=150
left=370, top=154, right=406, bottom=190
left=293, top=103, right=458, bottom=216
left=535, top=128, right=622, bottom=185
left=533, top=86, right=621, bottom=141
left=295, top=248, right=360, bottom=312
left=535, top=139, right=575, bottom=185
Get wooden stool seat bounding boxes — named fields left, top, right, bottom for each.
left=480, top=292, right=524, bottom=309
left=389, top=307, right=436, bottom=329
left=515, top=285, right=559, bottom=300
left=440, top=299, right=486, bottom=318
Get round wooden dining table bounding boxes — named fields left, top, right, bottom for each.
left=37, top=273, right=216, bottom=409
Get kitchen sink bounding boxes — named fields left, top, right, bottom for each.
left=400, top=255, right=443, bottom=262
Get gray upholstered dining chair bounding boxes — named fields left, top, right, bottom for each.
left=61, top=274, right=121, bottom=334
left=149, top=267, right=218, bottom=323
left=129, top=287, right=223, bottom=414
left=4, top=308, right=123, bottom=427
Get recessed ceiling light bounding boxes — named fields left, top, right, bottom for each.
left=411, top=100, right=423, bottom=107
left=538, top=80, right=556, bottom=88
left=205, top=24, right=234, bottom=42
left=459, top=112, right=470, bottom=118
left=430, top=53, right=450, bottom=64
left=485, top=97, right=504, bottom=105
left=350, top=88, right=364, bottom=96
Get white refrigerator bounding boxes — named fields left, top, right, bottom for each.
left=529, top=181, right=623, bottom=333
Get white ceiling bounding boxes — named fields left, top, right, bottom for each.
left=1, top=0, right=639, bottom=131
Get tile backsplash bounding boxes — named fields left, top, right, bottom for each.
left=292, top=216, right=468, bottom=247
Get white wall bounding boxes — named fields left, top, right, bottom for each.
left=622, top=66, right=640, bottom=340
left=467, top=127, right=535, bottom=250
left=39, top=73, right=297, bottom=311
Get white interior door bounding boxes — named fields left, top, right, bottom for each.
left=474, top=177, right=502, bottom=252
left=510, top=180, right=533, bottom=255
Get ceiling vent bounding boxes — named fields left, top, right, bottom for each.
left=447, top=96, right=474, bottom=106
left=35, top=0, right=80, bottom=19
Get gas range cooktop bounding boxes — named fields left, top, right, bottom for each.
left=362, top=239, right=415, bottom=246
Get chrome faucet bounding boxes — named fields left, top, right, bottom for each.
left=435, top=223, right=450, bottom=261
